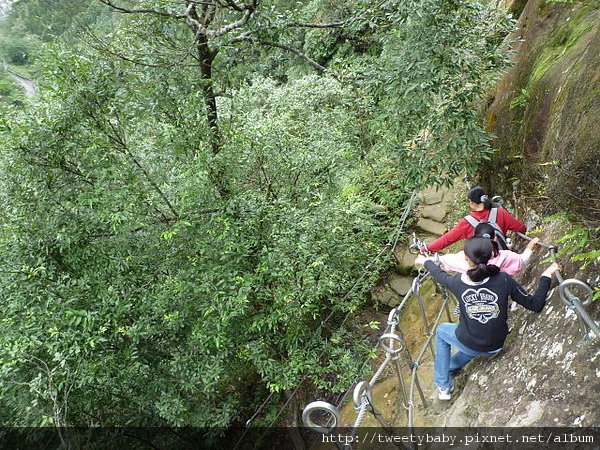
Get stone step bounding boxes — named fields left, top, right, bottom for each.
left=421, top=202, right=448, bottom=222
left=416, top=217, right=447, bottom=236
left=393, top=232, right=440, bottom=273
left=394, top=247, right=417, bottom=274
left=421, top=185, right=449, bottom=205
left=371, top=283, right=398, bottom=307
left=388, top=274, right=415, bottom=297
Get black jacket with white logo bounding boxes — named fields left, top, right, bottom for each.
left=425, top=260, right=551, bottom=352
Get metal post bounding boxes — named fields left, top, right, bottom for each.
left=393, top=358, right=409, bottom=420
left=442, top=288, right=453, bottom=322
left=414, top=280, right=436, bottom=359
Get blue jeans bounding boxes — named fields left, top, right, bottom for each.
left=434, top=323, right=501, bottom=389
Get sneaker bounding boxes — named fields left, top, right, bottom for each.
left=438, top=385, right=453, bottom=401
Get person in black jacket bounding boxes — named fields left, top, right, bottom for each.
left=416, top=237, right=558, bottom=400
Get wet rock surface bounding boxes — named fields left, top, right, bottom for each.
left=483, top=0, right=600, bottom=226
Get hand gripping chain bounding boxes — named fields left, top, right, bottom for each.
left=408, top=232, right=429, bottom=255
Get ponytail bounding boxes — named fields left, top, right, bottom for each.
left=467, top=263, right=500, bottom=282
left=480, top=195, right=493, bottom=211
left=464, top=237, right=500, bottom=282
left=490, top=240, right=500, bottom=257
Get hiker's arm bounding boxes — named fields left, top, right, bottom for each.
left=520, top=237, right=539, bottom=263
left=426, top=219, right=470, bottom=253
left=509, top=263, right=558, bottom=312
left=424, top=260, right=457, bottom=290
left=520, top=248, right=533, bottom=263
left=438, top=251, right=469, bottom=273
left=503, top=209, right=527, bottom=233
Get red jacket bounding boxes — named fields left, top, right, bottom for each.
left=427, top=208, right=526, bottom=253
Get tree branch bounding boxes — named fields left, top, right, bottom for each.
left=200, top=1, right=217, bottom=26
left=231, top=34, right=336, bottom=76
left=88, top=105, right=181, bottom=221
left=286, top=21, right=346, bottom=28
left=224, top=0, right=245, bottom=12
left=31, top=155, right=96, bottom=186
left=81, top=23, right=196, bottom=68
left=185, top=0, right=258, bottom=39
left=108, top=118, right=180, bottom=221
left=98, top=0, right=187, bottom=19
left=255, top=38, right=329, bottom=74
left=192, top=8, right=255, bottom=39
left=257, top=153, right=277, bottom=200
left=228, top=19, right=345, bottom=43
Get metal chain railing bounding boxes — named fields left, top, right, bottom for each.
left=302, top=267, right=450, bottom=438
left=495, top=195, right=598, bottom=339
left=515, top=232, right=600, bottom=340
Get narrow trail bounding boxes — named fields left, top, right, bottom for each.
left=2, top=59, right=36, bottom=96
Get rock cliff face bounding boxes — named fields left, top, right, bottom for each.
left=482, top=0, right=600, bottom=227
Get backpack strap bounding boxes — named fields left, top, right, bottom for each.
left=488, top=208, right=498, bottom=225
left=465, top=209, right=510, bottom=249
left=493, top=229, right=509, bottom=250
left=487, top=208, right=509, bottom=249
left=464, top=215, right=480, bottom=229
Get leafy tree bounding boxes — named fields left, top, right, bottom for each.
left=359, top=0, right=513, bottom=186
left=1, top=36, right=33, bottom=64
left=8, top=0, right=98, bottom=41
left=0, top=0, right=512, bottom=431
left=0, top=40, right=386, bottom=427
left=0, top=75, right=26, bottom=109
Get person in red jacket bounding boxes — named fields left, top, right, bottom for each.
left=422, top=186, right=526, bottom=253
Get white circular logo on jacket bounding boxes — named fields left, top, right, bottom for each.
left=461, top=288, right=500, bottom=324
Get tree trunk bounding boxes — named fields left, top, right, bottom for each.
left=197, top=36, right=220, bottom=156
left=197, top=36, right=230, bottom=197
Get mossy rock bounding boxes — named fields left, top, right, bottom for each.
left=482, top=0, right=600, bottom=225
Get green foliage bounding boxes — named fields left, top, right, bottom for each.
left=9, top=0, right=101, bottom=41
left=510, top=88, right=531, bottom=109
left=0, top=0, right=514, bottom=429
left=359, top=0, right=513, bottom=188
left=0, top=0, right=108, bottom=110
left=0, top=35, right=33, bottom=64
left=545, top=212, right=600, bottom=301
left=543, top=0, right=575, bottom=4
left=0, top=41, right=384, bottom=427
left=547, top=212, right=595, bottom=260
left=0, top=74, right=25, bottom=110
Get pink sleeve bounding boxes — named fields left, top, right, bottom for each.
left=491, top=250, right=524, bottom=275
left=439, top=252, right=470, bottom=273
